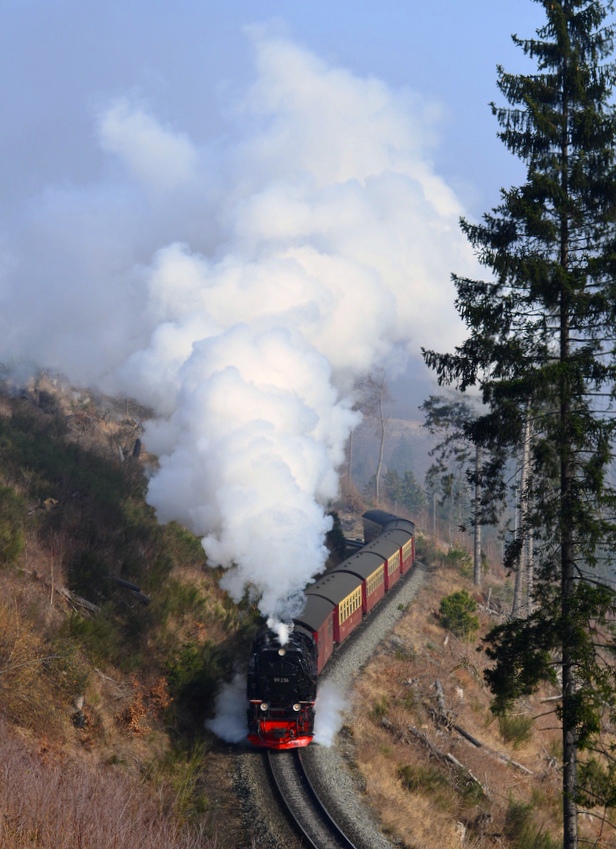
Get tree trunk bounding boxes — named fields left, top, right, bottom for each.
left=374, top=429, right=385, bottom=502
left=374, top=385, right=387, bottom=503
left=562, top=435, right=578, bottom=848
left=560, top=70, right=578, bottom=849
left=473, top=444, right=482, bottom=586
left=347, top=430, right=354, bottom=484
left=513, top=406, right=531, bottom=617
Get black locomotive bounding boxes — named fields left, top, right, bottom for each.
left=247, top=623, right=317, bottom=748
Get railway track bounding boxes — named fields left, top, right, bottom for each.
left=266, top=749, right=359, bottom=849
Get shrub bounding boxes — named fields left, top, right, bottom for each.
left=67, top=551, right=111, bottom=600
left=439, top=590, right=479, bottom=639
left=444, top=543, right=473, bottom=576
left=64, top=610, right=126, bottom=667
left=399, top=690, right=417, bottom=712
left=155, top=579, right=206, bottom=624
left=163, top=522, right=206, bottom=566
left=166, top=641, right=231, bottom=728
left=498, top=712, right=533, bottom=749
left=414, top=532, right=441, bottom=567
left=398, top=763, right=448, bottom=792
left=162, top=741, right=210, bottom=824
left=398, top=763, right=454, bottom=810
left=0, top=484, right=26, bottom=566
left=504, top=799, right=560, bottom=849
left=370, top=697, right=388, bottom=721
left=0, top=599, right=90, bottom=736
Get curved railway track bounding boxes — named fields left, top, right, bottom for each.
left=266, top=749, right=359, bottom=849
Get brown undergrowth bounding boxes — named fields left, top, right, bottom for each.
left=350, top=556, right=612, bottom=849
left=0, top=378, right=256, bottom=849
left=0, top=719, right=230, bottom=849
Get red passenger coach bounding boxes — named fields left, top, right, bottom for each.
left=333, top=550, right=386, bottom=613
left=363, top=510, right=415, bottom=544
left=360, top=535, right=402, bottom=590
left=383, top=528, right=415, bottom=574
left=306, top=571, right=363, bottom=644
left=362, top=509, right=393, bottom=543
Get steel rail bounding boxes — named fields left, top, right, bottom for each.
left=266, top=749, right=359, bottom=849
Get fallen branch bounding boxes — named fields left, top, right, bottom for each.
left=112, top=577, right=150, bottom=606
left=406, top=723, right=447, bottom=762
left=56, top=586, right=100, bottom=614
left=405, top=725, right=491, bottom=799
left=445, top=752, right=492, bottom=800
left=94, top=668, right=130, bottom=698
left=432, top=679, right=534, bottom=776
left=452, top=722, right=482, bottom=748
left=0, top=656, right=60, bottom=675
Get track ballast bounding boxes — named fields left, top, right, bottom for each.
left=266, top=749, right=359, bottom=849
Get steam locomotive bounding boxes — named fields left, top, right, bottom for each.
left=246, top=510, right=415, bottom=749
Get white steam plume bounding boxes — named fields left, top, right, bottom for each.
left=206, top=674, right=248, bottom=744
left=0, top=28, right=477, bottom=619
left=313, top=681, right=348, bottom=747
left=99, top=98, right=198, bottom=192
left=266, top=618, right=295, bottom=647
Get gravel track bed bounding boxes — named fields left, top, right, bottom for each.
left=303, top=563, right=427, bottom=849
left=235, top=562, right=427, bottom=849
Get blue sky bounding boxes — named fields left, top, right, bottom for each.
left=1, top=0, right=546, bottom=219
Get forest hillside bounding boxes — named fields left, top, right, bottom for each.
left=0, top=376, right=258, bottom=848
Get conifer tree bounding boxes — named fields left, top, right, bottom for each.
left=423, top=3, right=616, bottom=846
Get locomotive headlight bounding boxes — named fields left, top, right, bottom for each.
left=292, top=703, right=301, bottom=712
left=260, top=702, right=269, bottom=712
left=278, top=648, right=286, bottom=656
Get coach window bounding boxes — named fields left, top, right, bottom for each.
left=367, top=566, right=384, bottom=595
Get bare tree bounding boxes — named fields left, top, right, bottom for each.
left=350, top=370, right=391, bottom=503
left=361, top=370, right=391, bottom=503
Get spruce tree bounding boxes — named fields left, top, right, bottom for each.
left=423, top=3, right=616, bottom=846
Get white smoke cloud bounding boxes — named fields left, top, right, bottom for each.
left=206, top=674, right=248, bottom=743
left=266, top=617, right=295, bottom=647
left=313, top=681, right=348, bottom=747
left=99, top=97, right=199, bottom=192
left=0, top=28, right=477, bottom=619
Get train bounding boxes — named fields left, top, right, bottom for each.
left=246, top=509, right=416, bottom=749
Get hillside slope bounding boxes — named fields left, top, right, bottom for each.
left=0, top=378, right=256, bottom=849
left=2, top=377, right=610, bottom=849
left=349, top=550, right=593, bottom=849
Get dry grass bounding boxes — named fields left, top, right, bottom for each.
left=0, top=568, right=248, bottom=849
left=0, top=723, right=221, bottom=849
left=349, top=560, right=577, bottom=849
left=0, top=383, right=256, bottom=848
left=0, top=585, right=76, bottom=738
left=360, top=733, right=463, bottom=848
